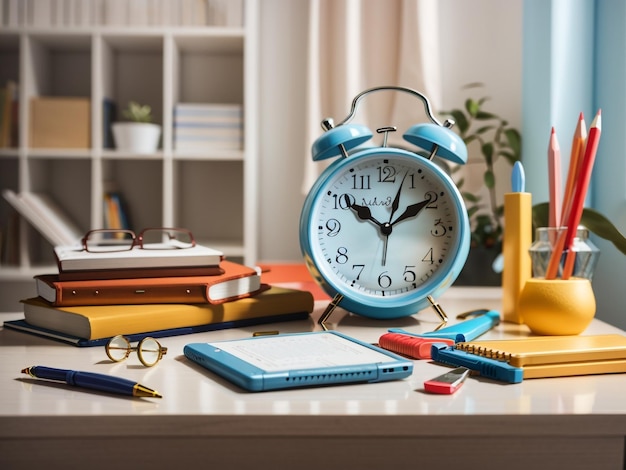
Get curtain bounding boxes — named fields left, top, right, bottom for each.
left=303, top=0, right=441, bottom=192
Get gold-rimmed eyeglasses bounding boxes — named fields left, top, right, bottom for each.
left=105, top=335, right=168, bottom=367
left=82, top=228, right=195, bottom=253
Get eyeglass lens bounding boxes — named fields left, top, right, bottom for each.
left=105, top=335, right=166, bottom=367
left=137, top=337, right=165, bottom=366
left=140, top=229, right=194, bottom=249
left=85, top=230, right=135, bottom=253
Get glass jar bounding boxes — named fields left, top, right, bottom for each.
left=529, top=227, right=600, bottom=280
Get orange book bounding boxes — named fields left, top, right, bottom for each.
left=36, top=260, right=262, bottom=307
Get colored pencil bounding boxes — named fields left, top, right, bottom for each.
left=560, top=112, right=587, bottom=226
left=562, top=109, right=602, bottom=279
left=548, top=127, right=562, bottom=229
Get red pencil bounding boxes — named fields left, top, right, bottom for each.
left=562, top=109, right=602, bottom=279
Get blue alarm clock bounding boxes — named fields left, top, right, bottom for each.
left=300, top=86, right=470, bottom=326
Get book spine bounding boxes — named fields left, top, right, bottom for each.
left=51, top=284, right=210, bottom=306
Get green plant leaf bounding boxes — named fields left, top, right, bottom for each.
left=484, top=169, right=495, bottom=188
left=504, top=128, right=522, bottom=155
left=447, top=110, right=469, bottom=134
left=462, top=191, right=480, bottom=202
left=482, top=142, right=494, bottom=165
left=532, top=202, right=626, bottom=255
left=476, top=111, right=498, bottom=120
left=465, top=98, right=480, bottom=117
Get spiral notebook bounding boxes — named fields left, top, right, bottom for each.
left=431, top=334, right=626, bottom=382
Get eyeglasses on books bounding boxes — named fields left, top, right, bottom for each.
left=105, top=335, right=168, bottom=367
left=82, top=228, right=195, bottom=253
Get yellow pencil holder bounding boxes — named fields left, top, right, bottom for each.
left=518, top=277, right=596, bottom=335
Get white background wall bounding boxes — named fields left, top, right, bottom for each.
left=256, top=0, right=523, bottom=262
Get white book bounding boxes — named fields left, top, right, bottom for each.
left=2, top=189, right=67, bottom=247
left=54, top=242, right=223, bottom=271
left=174, top=140, right=242, bottom=151
left=174, top=125, right=243, bottom=134
left=19, top=192, right=83, bottom=245
left=174, top=115, right=243, bottom=125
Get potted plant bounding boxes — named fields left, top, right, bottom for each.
left=111, top=101, right=161, bottom=153
left=443, top=84, right=522, bottom=285
left=444, top=85, right=626, bottom=285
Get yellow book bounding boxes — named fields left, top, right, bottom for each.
left=21, top=286, right=314, bottom=340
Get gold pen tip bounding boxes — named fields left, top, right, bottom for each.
left=133, top=384, right=162, bottom=398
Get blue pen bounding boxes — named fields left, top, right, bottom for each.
left=388, top=309, right=501, bottom=342
left=22, top=366, right=162, bottom=398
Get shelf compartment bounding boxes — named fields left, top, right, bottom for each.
left=173, top=160, right=243, bottom=256
left=101, top=159, right=164, bottom=231
left=100, top=34, right=164, bottom=134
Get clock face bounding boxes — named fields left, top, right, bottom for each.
left=301, top=147, right=469, bottom=318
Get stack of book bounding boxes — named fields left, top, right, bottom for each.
left=4, top=243, right=314, bottom=346
left=173, top=103, right=243, bottom=152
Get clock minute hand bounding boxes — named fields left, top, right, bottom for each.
left=391, top=199, right=430, bottom=226
left=388, top=172, right=408, bottom=224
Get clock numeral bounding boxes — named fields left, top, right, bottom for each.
left=431, top=219, right=447, bottom=237
left=403, top=266, right=416, bottom=283
left=335, top=247, right=349, bottom=264
left=378, top=271, right=392, bottom=289
left=352, top=264, right=365, bottom=280
left=332, top=193, right=355, bottom=210
left=377, top=165, right=396, bottom=183
left=422, top=248, right=434, bottom=265
left=351, top=174, right=371, bottom=190
left=425, top=190, right=439, bottom=209
left=325, top=218, right=341, bottom=237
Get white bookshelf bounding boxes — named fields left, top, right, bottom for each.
left=0, top=0, right=259, bottom=311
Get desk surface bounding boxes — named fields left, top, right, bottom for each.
left=1, top=287, right=626, bottom=469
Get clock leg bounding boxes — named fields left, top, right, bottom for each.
left=318, top=293, right=344, bottom=331
left=427, top=295, right=449, bottom=330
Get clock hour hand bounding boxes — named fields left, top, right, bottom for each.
left=391, top=198, right=431, bottom=226
left=344, top=195, right=384, bottom=228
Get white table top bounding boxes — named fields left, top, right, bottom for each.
left=2, top=286, right=625, bottom=424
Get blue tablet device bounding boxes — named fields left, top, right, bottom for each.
left=184, top=331, right=413, bottom=392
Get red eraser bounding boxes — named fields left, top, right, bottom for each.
left=424, top=367, right=470, bottom=394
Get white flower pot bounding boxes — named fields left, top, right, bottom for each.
left=112, top=122, right=161, bottom=153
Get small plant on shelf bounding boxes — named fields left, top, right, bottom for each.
left=112, top=101, right=161, bottom=153
left=122, top=101, right=153, bottom=123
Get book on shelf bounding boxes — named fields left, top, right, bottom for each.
left=103, top=191, right=131, bottom=230
left=2, top=189, right=82, bottom=247
left=54, top=241, right=224, bottom=272
left=16, top=285, right=315, bottom=341
left=36, top=259, right=263, bottom=307
left=0, top=80, right=18, bottom=148
left=173, top=103, right=243, bottom=151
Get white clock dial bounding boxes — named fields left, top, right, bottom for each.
left=306, top=149, right=466, bottom=306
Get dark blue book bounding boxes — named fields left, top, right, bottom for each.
left=3, top=311, right=310, bottom=347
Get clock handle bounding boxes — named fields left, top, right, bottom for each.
left=334, top=86, right=450, bottom=128
left=318, top=293, right=344, bottom=331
